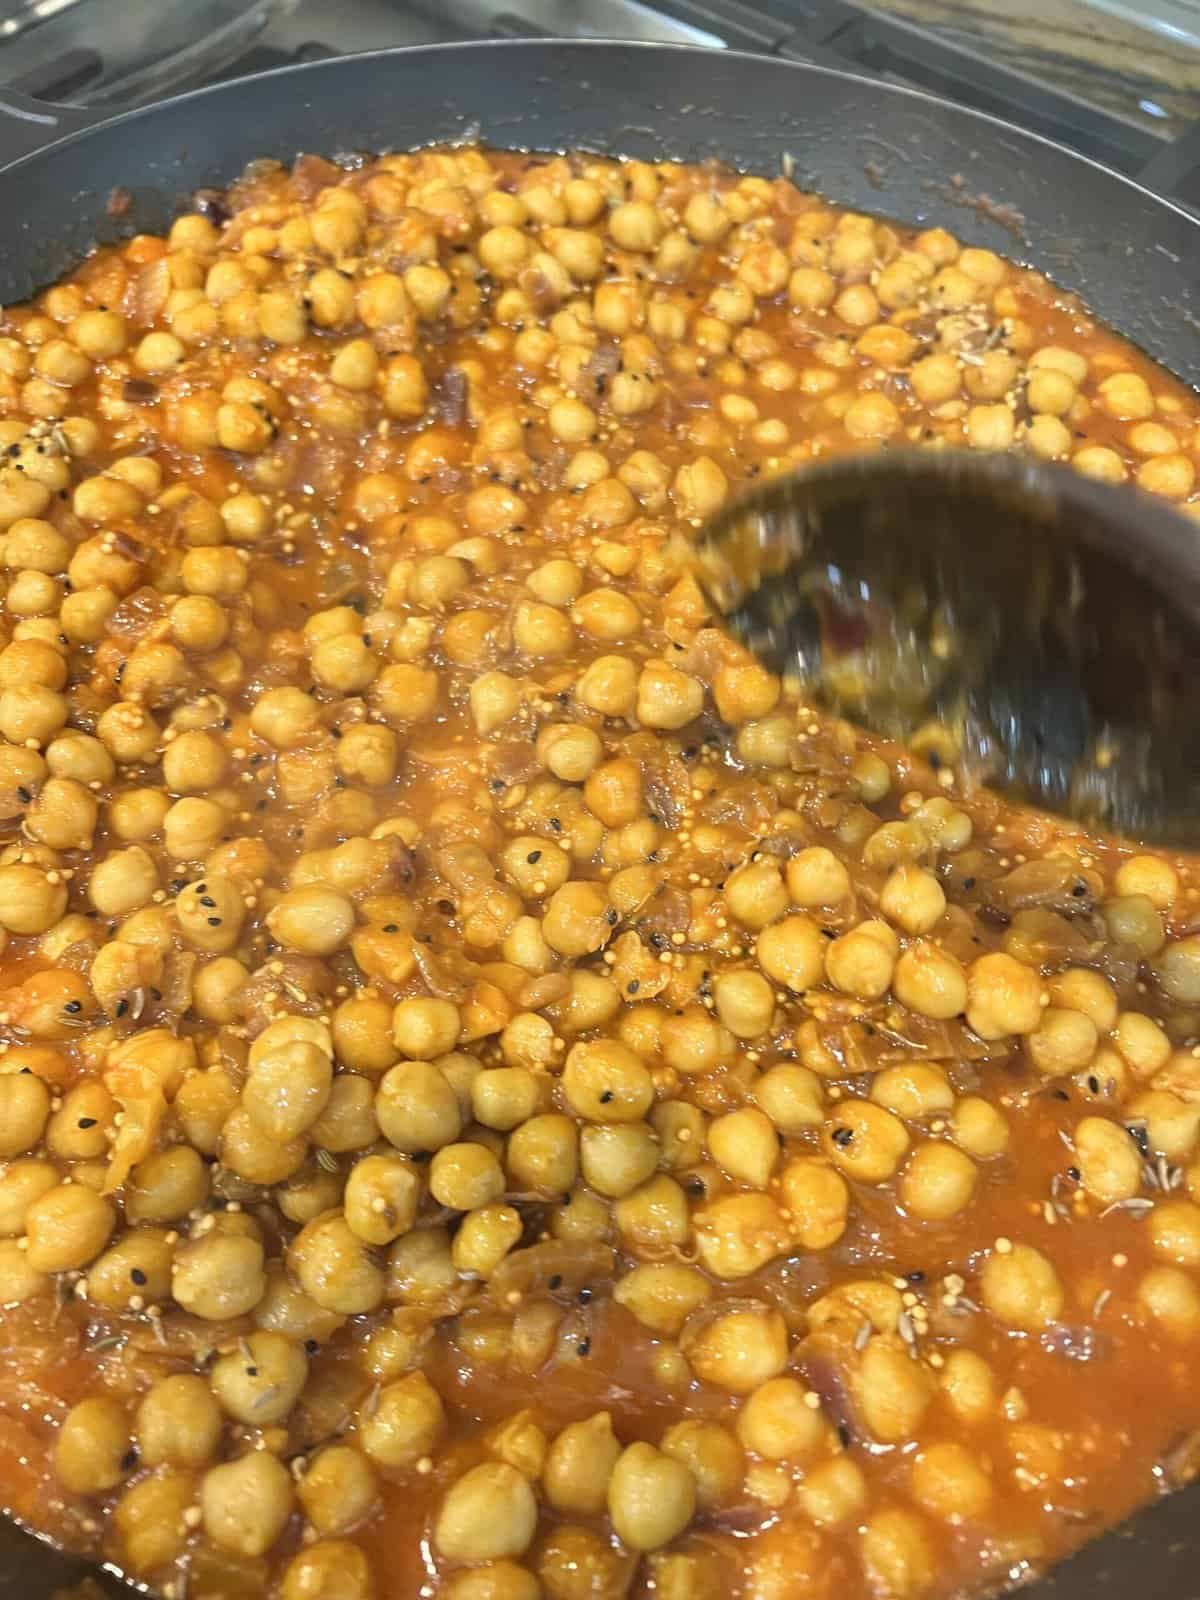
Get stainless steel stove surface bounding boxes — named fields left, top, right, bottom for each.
left=2, top=0, right=1198, bottom=206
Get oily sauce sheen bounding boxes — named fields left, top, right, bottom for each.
left=0, top=145, right=1196, bottom=1600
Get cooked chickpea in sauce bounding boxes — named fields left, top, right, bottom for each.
left=0, top=142, right=1198, bottom=1600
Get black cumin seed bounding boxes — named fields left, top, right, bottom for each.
left=305, top=1339, right=319, bottom=1354
left=120, top=1449, right=138, bottom=1471
left=246, top=1366, right=258, bottom=1378
left=115, top=1000, right=128, bottom=1018
left=527, top=850, right=541, bottom=864
left=837, top=1423, right=852, bottom=1450
left=549, top=817, right=562, bottom=831
left=606, top=909, right=618, bottom=925
left=627, top=980, right=639, bottom=994
left=64, top=1000, right=82, bottom=1014
left=599, top=1090, right=614, bottom=1104
left=576, top=1339, right=591, bottom=1358
left=207, top=916, right=222, bottom=927
left=578, top=1287, right=593, bottom=1303
left=549, top=1274, right=563, bottom=1290
left=130, top=1268, right=146, bottom=1285
left=15, top=787, right=30, bottom=804
left=1128, top=1123, right=1151, bottom=1158
left=962, top=876, right=976, bottom=890
left=384, top=924, right=398, bottom=933
left=199, top=896, right=216, bottom=908
left=831, top=1126, right=853, bottom=1147
left=78, top=1117, right=97, bottom=1129
left=906, top=1270, right=925, bottom=1283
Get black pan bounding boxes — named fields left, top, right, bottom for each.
left=0, top=37, right=1197, bottom=1600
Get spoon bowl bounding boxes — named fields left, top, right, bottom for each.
left=694, top=451, right=1200, bottom=846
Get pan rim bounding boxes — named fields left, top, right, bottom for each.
left=0, top=34, right=1193, bottom=234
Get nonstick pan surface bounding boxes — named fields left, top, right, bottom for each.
left=0, top=36, right=1196, bottom=1600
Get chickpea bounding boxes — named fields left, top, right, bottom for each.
left=980, top=1241, right=1063, bottom=1330
left=171, top=1232, right=265, bottom=1320
left=713, top=969, right=775, bottom=1039
left=1147, top=1198, right=1200, bottom=1268
left=582, top=1120, right=659, bottom=1196
left=607, top=1440, right=696, bottom=1552
left=693, top=1192, right=791, bottom=1280
left=950, top=1096, right=1010, bottom=1159
left=0, top=1160, right=57, bottom=1237
left=0, top=863, right=67, bottom=934
left=823, top=1100, right=909, bottom=1184
left=1048, top=967, right=1118, bottom=1032
left=542, top=1411, right=622, bottom=1516
left=1028, top=1007, right=1099, bottom=1077
left=880, top=865, right=946, bottom=934
left=344, top=1153, right=420, bottom=1246
left=435, top=1462, right=538, bottom=1563
left=387, top=998, right=458, bottom=1061
left=114, top=1469, right=196, bottom=1574
left=1154, top=934, right=1200, bottom=1001
left=465, top=1064, right=537, bottom=1134
left=358, top=1369, right=445, bottom=1468
left=298, top=1445, right=379, bottom=1536
left=871, top=1064, right=954, bottom=1124
left=251, top=685, right=322, bottom=748
left=825, top=921, right=897, bottom=1000
left=861, top=1508, right=936, bottom=1599
left=684, top=1304, right=789, bottom=1393
left=268, top=886, right=356, bottom=955
left=135, top=1374, right=222, bottom=1469
left=211, top=1330, right=307, bottom=1424
left=291, top=1211, right=385, bottom=1314
left=202, top=1450, right=295, bottom=1558
left=507, top=1113, right=578, bottom=1195
left=613, top=1262, right=711, bottom=1335
left=786, top=846, right=850, bottom=906
left=779, top=1156, right=849, bottom=1250
left=896, top=940, right=972, bottom=1017
left=0, top=1072, right=50, bottom=1156
left=798, top=1455, right=868, bottom=1529
left=736, top=1377, right=824, bottom=1462
left=636, top=659, right=704, bottom=729
left=576, top=654, right=638, bottom=717
left=848, top=1337, right=932, bottom=1446
left=1138, top=1265, right=1200, bottom=1337
left=25, top=1182, right=114, bottom=1271
left=280, top=1542, right=374, bottom=1600
left=430, top=1140, right=505, bottom=1210
left=55, top=1397, right=131, bottom=1495
left=965, top=952, right=1045, bottom=1039
left=562, top=1037, right=653, bottom=1122
left=900, top=1141, right=977, bottom=1221
left=708, top=1106, right=779, bottom=1189
left=753, top=1063, right=823, bottom=1133
left=126, top=1145, right=210, bottom=1223
left=443, top=1564, right=539, bottom=1600
left=377, top=1060, right=462, bottom=1153
left=755, top=913, right=825, bottom=992
left=938, top=1348, right=996, bottom=1425
left=243, top=1040, right=332, bottom=1142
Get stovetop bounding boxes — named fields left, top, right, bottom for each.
left=1, top=0, right=1198, bottom=210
